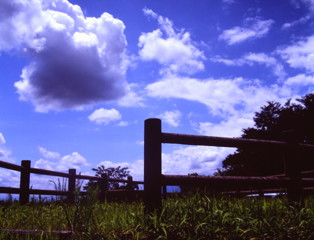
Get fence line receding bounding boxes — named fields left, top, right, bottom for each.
left=144, top=118, right=314, bottom=213
left=0, top=160, right=143, bottom=204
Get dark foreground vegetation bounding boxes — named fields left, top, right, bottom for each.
left=0, top=193, right=313, bottom=240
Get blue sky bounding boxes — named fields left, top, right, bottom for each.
left=1, top=0, right=314, bottom=190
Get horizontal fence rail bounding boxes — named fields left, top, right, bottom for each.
left=0, top=160, right=143, bottom=204
left=162, top=132, right=314, bottom=151
left=144, top=118, right=314, bottom=213
left=0, top=160, right=23, bottom=171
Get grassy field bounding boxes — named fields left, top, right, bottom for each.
left=0, top=193, right=313, bottom=240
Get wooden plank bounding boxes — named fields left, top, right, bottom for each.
left=162, top=132, right=287, bottom=149
left=163, top=174, right=291, bottom=191
left=144, top=118, right=162, bottom=213
left=283, top=131, right=303, bottom=204
left=68, top=169, right=76, bottom=202
left=20, top=160, right=31, bottom=204
left=0, top=160, right=22, bottom=171
left=30, top=168, right=69, bottom=178
left=0, top=187, right=20, bottom=194
left=77, top=174, right=144, bottom=185
left=28, top=189, right=69, bottom=196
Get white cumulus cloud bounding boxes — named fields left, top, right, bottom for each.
left=34, top=147, right=89, bottom=172
left=162, top=146, right=235, bottom=175
left=0, top=0, right=128, bottom=112
left=139, top=8, right=205, bottom=75
left=97, top=160, right=144, bottom=182
left=88, top=108, right=122, bottom=125
left=195, top=113, right=254, bottom=138
left=278, top=35, right=314, bottom=73
left=146, top=75, right=282, bottom=117
left=158, top=110, right=182, bottom=127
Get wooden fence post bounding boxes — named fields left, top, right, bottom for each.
left=126, top=176, right=133, bottom=191
left=162, top=185, right=167, bottom=199
left=144, top=118, right=162, bottom=214
left=99, top=173, right=108, bottom=201
left=283, top=131, right=303, bottom=205
left=20, top=160, right=31, bottom=205
left=68, top=169, right=76, bottom=202
left=127, top=176, right=135, bottom=201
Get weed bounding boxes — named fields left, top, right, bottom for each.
left=0, top=194, right=313, bottom=239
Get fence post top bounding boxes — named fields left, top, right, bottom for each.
left=21, top=160, right=31, bottom=166
left=145, top=118, right=161, bottom=123
left=69, top=168, right=76, bottom=174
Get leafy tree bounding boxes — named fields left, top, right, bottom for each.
left=85, top=165, right=135, bottom=190
left=216, top=93, right=314, bottom=176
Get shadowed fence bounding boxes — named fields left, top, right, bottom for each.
left=144, top=118, right=314, bottom=213
left=0, top=160, right=143, bottom=204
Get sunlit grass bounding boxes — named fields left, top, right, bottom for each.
left=0, top=193, right=313, bottom=239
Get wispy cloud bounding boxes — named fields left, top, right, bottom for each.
left=282, top=15, right=311, bottom=29
left=211, top=52, right=286, bottom=79
left=219, top=17, right=274, bottom=45
left=0, top=133, right=13, bottom=163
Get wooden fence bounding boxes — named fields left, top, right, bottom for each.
left=0, top=160, right=143, bottom=204
left=144, top=118, right=314, bottom=213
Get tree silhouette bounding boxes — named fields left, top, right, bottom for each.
left=216, top=93, right=314, bottom=176
left=85, top=165, right=132, bottom=190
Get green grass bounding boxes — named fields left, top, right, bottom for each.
left=0, top=193, right=313, bottom=240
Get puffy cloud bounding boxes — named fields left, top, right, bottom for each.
left=0, top=0, right=128, bottom=112
left=59, top=152, right=89, bottom=171
left=0, top=0, right=43, bottom=51
left=195, top=113, right=254, bottom=138
left=118, top=83, right=145, bottom=107
left=162, top=146, right=235, bottom=175
left=139, top=8, right=205, bottom=75
left=88, top=108, right=122, bottom=125
left=283, top=74, right=314, bottom=94
left=38, top=146, right=60, bottom=160
left=0, top=169, right=20, bottom=188
left=34, top=147, right=89, bottom=172
left=95, top=145, right=234, bottom=180
left=158, top=110, right=182, bottom=127
left=146, top=75, right=281, bottom=116
left=278, top=35, right=314, bottom=73
left=285, top=74, right=314, bottom=86
left=211, top=52, right=286, bottom=79
left=97, top=160, right=144, bottom=181
left=34, top=159, right=55, bottom=171
left=219, top=18, right=274, bottom=45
